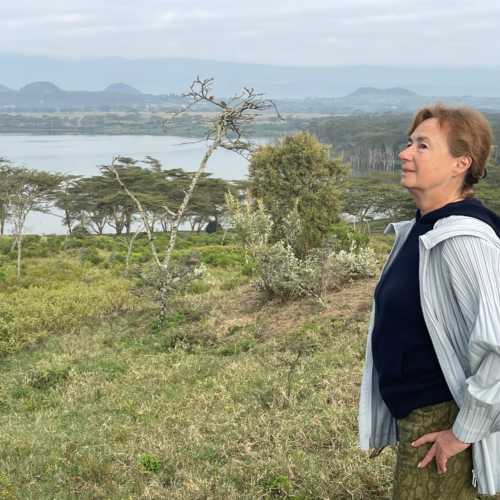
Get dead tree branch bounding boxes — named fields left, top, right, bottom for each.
left=110, top=77, right=281, bottom=324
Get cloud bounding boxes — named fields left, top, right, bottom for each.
left=0, top=0, right=498, bottom=66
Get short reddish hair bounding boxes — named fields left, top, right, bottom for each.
left=409, top=104, right=493, bottom=196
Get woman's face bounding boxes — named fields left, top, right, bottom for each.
left=399, top=117, right=465, bottom=195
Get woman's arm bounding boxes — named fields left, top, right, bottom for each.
left=442, top=235, right=500, bottom=443
left=413, top=234, right=500, bottom=473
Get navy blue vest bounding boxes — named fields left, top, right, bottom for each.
left=371, top=198, right=500, bottom=419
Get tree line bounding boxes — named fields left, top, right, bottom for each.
left=0, top=157, right=246, bottom=279
left=0, top=157, right=244, bottom=238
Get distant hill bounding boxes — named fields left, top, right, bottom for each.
left=2, top=80, right=500, bottom=114
left=104, top=83, right=142, bottom=95
left=0, top=83, right=14, bottom=93
left=0, top=81, right=181, bottom=111
left=19, top=81, right=63, bottom=95
left=346, top=87, right=419, bottom=98
left=1, top=54, right=500, bottom=98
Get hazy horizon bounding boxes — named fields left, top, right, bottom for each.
left=1, top=1, right=499, bottom=66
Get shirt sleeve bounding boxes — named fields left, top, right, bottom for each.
left=442, top=235, right=500, bottom=443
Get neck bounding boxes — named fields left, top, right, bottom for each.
left=409, top=190, right=465, bottom=216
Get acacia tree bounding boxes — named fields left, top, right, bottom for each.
left=344, top=172, right=415, bottom=232
left=53, top=174, right=83, bottom=235
left=0, top=160, right=12, bottom=235
left=6, top=166, right=63, bottom=279
left=105, top=77, right=279, bottom=324
left=187, top=175, right=233, bottom=232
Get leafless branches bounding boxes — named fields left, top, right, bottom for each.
left=109, top=77, right=281, bottom=323
left=165, top=76, right=283, bottom=159
left=104, top=158, right=162, bottom=270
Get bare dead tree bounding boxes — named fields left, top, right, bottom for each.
left=106, top=77, right=281, bottom=324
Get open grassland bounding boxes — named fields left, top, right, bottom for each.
left=0, top=232, right=395, bottom=499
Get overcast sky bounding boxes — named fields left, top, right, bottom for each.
left=1, top=0, right=499, bottom=66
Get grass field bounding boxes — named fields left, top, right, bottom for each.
left=0, top=232, right=395, bottom=499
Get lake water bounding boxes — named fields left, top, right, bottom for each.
left=0, top=134, right=255, bottom=234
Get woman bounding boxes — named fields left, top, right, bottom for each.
left=358, top=104, right=500, bottom=499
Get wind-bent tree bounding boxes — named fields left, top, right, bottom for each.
left=105, top=77, right=279, bottom=323
left=64, top=176, right=110, bottom=234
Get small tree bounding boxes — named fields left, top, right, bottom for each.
left=5, top=166, right=63, bottom=279
left=0, top=159, right=12, bottom=236
left=248, top=132, right=349, bottom=258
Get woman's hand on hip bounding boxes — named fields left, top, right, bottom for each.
left=411, top=429, right=471, bottom=474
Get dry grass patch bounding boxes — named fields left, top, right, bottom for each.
left=0, top=255, right=395, bottom=499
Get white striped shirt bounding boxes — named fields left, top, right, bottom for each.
left=358, top=215, right=500, bottom=495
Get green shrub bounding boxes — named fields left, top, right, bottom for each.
left=79, top=246, right=102, bottom=265
left=138, top=453, right=161, bottom=473
left=0, top=238, right=14, bottom=256
left=0, top=274, right=136, bottom=356
left=328, top=221, right=369, bottom=251
left=253, top=241, right=379, bottom=304
left=260, top=473, right=293, bottom=497
left=331, top=243, right=380, bottom=279
left=26, top=364, right=71, bottom=390
left=71, top=225, right=90, bottom=238
left=108, top=252, right=126, bottom=264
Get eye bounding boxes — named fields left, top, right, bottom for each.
left=418, top=143, right=428, bottom=150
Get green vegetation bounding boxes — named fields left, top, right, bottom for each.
left=0, top=228, right=395, bottom=499
left=249, top=132, right=350, bottom=257
left=0, top=112, right=497, bottom=497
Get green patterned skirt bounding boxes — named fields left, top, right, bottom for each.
left=392, top=400, right=477, bottom=500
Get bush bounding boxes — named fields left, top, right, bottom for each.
left=248, top=132, right=350, bottom=257
left=131, top=259, right=207, bottom=314
left=26, top=363, right=71, bottom=390
left=138, top=453, right=161, bottom=473
left=328, top=221, right=369, bottom=252
left=0, top=238, right=13, bottom=256
left=226, top=193, right=379, bottom=304
left=331, top=242, right=379, bottom=279
left=253, top=241, right=379, bottom=304
left=0, top=274, right=136, bottom=356
left=79, top=246, right=102, bottom=265
left=71, top=225, right=90, bottom=237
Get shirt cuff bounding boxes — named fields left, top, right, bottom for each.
left=452, top=391, right=494, bottom=444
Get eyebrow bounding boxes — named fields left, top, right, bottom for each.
left=408, top=135, right=431, bottom=143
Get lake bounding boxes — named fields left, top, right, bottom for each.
left=0, top=134, right=256, bottom=234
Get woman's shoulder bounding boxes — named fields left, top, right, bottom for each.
left=440, top=229, right=500, bottom=289
left=421, top=215, right=500, bottom=252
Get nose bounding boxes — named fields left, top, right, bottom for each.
left=399, top=144, right=412, bottom=162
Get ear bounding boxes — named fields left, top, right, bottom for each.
left=454, top=155, right=472, bottom=176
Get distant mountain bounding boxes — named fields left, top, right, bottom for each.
left=1, top=54, right=500, bottom=98
left=0, top=81, right=180, bottom=111
left=0, top=83, right=14, bottom=93
left=346, top=87, right=419, bottom=98
left=2, top=79, right=500, bottom=114
left=19, top=81, right=63, bottom=95
left=104, top=83, right=142, bottom=95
